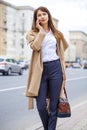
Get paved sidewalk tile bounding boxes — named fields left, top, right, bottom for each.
left=72, top=119, right=87, bottom=130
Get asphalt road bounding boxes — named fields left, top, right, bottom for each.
left=0, top=68, right=87, bottom=130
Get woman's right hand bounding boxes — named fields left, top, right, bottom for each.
left=36, top=19, right=43, bottom=30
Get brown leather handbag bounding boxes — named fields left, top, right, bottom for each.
left=58, top=87, right=71, bottom=118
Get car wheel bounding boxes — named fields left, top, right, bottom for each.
left=18, top=69, right=23, bottom=75
left=3, top=72, right=6, bottom=75
left=7, top=68, right=12, bottom=75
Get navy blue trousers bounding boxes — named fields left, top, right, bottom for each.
left=36, top=59, right=63, bottom=130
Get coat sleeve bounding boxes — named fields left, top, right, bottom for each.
left=26, top=30, right=46, bottom=51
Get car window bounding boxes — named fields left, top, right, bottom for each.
left=11, top=59, right=17, bottom=63
left=6, top=59, right=12, bottom=63
left=0, top=58, right=4, bottom=62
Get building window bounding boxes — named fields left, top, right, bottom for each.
left=22, top=13, right=24, bottom=17
left=74, top=42, right=76, bottom=45
left=83, top=43, right=87, bottom=53
left=20, top=39, right=24, bottom=48
left=4, top=41, right=7, bottom=45
left=13, top=40, right=15, bottom=46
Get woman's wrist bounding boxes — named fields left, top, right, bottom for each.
left=40, top=28, right=46, bottom=34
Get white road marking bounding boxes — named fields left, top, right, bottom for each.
left=0, top=76, right=87, bottom=93
left=67, top=76, right=87, bottom=81
left=71, top=100, right=87, bottom=110
left=0, top=86, right=25, bottom=92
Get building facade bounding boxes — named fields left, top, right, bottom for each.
left=0, top=1, right=7, bottom=55
left=0, top=0, right=34, bottom=59
left=0, top=0, right=58, bottom=59
left=69, top=31, right=87, bottom=61
left=65, top=43, right=76, bottom=62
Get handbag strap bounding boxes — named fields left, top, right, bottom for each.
left=63, top=87, right=67, bottom=99
left=60, top=80, right=68, bottom=99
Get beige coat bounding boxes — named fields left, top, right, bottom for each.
left=25, top=30, right=68, bottom=109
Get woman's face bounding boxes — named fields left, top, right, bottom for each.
left=36, top=10, right=49, bottom=26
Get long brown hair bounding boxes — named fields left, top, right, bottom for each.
left=31, top=6, right=63, bottom=41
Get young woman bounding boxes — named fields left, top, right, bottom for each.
left=25, top=6, right=68, bottom=130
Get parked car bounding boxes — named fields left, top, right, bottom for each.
left=65, top=61, right=73, bottom=68
left=83, top=62, right=87, bottom=69
left=17, top=59, right=30, bottom=70
left=0, top=56, right=23, bottom=75
left=72, top=63, right=81, bottom=68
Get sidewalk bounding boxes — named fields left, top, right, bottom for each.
left=35, top=100, right=87, bottom=130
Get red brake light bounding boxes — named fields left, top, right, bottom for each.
left=0, top=62, right=7, bottom=66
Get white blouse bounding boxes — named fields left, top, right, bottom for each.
left=41, top=30, right=59, bottom=62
